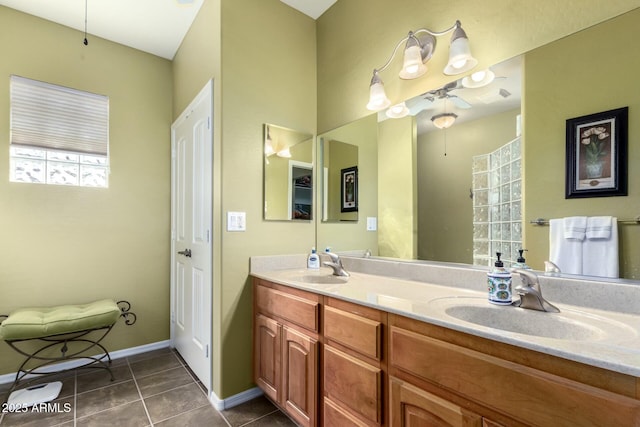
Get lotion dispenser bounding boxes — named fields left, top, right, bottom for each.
left=307, top=247, right=320, bottom=269
left=488, top=252, right=512, bottom=305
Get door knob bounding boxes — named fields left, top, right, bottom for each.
left=178, top=249, right=192, bottom=257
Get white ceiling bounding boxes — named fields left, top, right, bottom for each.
left=0, top=0, right=337, bottom=60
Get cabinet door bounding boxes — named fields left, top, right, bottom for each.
left=282, top=325, right=318, bottom=427
left=390, top=377, right=482, bottom=427
left=254, top=314, right=281, bottom=403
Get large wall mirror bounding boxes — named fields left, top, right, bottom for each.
left=315, top=8, right=640, bottom=281
left=263, top=124, right=314, bottom=221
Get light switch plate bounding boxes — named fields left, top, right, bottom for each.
left=227, top=211, right=246, bottom=231
left=367, top=216, right=377, bottom=231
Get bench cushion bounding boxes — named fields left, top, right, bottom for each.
left=0, top=299, right=121, bottom=341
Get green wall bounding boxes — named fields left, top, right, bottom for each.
left=378, top=116, right=417, bottom=259
left=523, top=9, right=640, bottom=278
left=417, top=109, right=521, bottom=263
left=0, top=7, right=173, bottom=374
left=174, top=0, right=317, bottom=398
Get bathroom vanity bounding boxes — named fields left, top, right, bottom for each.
left=251, top=255, right=640, bottom=426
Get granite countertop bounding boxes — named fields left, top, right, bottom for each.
left=251, top=258, right=640, bottom=377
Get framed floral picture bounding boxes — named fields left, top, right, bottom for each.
left=340, top=166, right=358, bottom=212
left=565, top=107, right=628, bottom=198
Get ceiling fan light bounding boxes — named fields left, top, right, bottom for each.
left=386, top=102, right=410, bottom=119
left=431, top=112, right=458, bottom=129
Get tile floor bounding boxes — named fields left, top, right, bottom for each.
left=0, top=347, right=297, bottom=426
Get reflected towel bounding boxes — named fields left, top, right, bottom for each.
left=586, top=216, right=612, bottom=239
left=549, top=218, right=583, bottom=275
left=563, top=216, right=587, bottom=240
left=583, top=217, right=618, bottom=278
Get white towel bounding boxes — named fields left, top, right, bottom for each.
left=586, top=216, right=612, bottom=239
left=549, top=218, right=583, bottom=275
left=563, top=216, right=587, bottom=240
left=583, top=217, right=618, bottom=278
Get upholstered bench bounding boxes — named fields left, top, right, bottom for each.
left=0, top=299, right=136, bottom=397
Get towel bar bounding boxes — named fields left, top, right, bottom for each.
left=530, top=216, right=640, bottom=226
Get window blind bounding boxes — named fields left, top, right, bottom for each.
left=10, top=75, right=109, bottom=156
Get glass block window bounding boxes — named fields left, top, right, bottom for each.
left=472, top=137, right=522, bottom=267
left=9, top=75, right=109, bottom=187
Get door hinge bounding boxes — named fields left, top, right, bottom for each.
left=207, top=116, right=211, bottom=130
left=205, top=344, right=209, bottom=358
left=207, top=229, right=210, bottom=243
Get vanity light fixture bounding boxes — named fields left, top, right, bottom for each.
left=462, top=69, right=495, bottom=88
left=431, top=112, right=458, bottom=129
left=265, top=126, right=275, bottom=156
left=277, top=147, right=292, bottom=158
left=367, top=20, right=477, bottom=112
left=385, top=102, right=410, bottom=119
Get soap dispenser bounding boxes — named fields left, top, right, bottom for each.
left=307, top=247, right=320, bottom=269
left=488, top=252, right=512, bottom=305
left=511, top=249, right=531, bottom=271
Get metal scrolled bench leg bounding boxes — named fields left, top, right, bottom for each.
left=0, top=299, right=137, bottom=404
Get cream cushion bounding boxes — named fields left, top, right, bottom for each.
left=0, top=299, right=120, bottom=341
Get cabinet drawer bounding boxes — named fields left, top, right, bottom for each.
left=325, top=305, right=382, bottom=361
left=324, top=345, right=383, bottom=424
left=255, top=284, right=319, bottom=333
left=324, top=397, right=370, bottom=427
left=390, top=326, right=640, bottom=427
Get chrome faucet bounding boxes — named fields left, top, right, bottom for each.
left=323, top=252, right=350, bottom=277
left=511, top=269, right=560, bottom=313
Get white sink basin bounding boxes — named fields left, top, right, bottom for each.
left=428, top=297, right=637, bottom=341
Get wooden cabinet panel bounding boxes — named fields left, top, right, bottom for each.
left=324, top=345, right=383, bottom=424
left=324, top=397, right=371, bottom=427
left=325, top=305, right=382, bottom=361
left=254, top=314, right=280, bottom=403
left=282, top=325, right=318, bottom=427
left=390, top=377, right=482, bottom=427
left=390, top=326, right=640, bottom=427
left=255, top=283, right=319, bottom=333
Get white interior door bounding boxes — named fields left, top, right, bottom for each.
left=171, top=80, right=213, bottom=391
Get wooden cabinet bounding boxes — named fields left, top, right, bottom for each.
left=390, top=377, right=482, bottom=427
left=253, top=280, right=320, bottom=427
left=323, top=298, right=386, bottom=426
left=389, top=314, right=640, bottom=427
left=253, top=278, right=640, bottom=427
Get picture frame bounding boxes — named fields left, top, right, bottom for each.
left=565, top=107, right=628, bottom=198
left=340, top=166, right=358, bottom=212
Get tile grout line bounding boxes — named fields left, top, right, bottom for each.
left=126, top=357, right=154, bottom=426
left=172, top=350, right=233, bottom=427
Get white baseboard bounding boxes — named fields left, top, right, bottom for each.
left=209, top=387, right=263, bottom=410
left=0, top=340, right=171, bottom=385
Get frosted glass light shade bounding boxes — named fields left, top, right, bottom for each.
left=431, top=113, right=458, bottom=129
left=444, top=26, right=477, bottom=75
left=367, top=72, right=391, bottom=111
left=386, top=102, right=410, bottom=119
left=462, top=69, right=495, bottom=88
left=399, top=45, right=427, bottom=79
